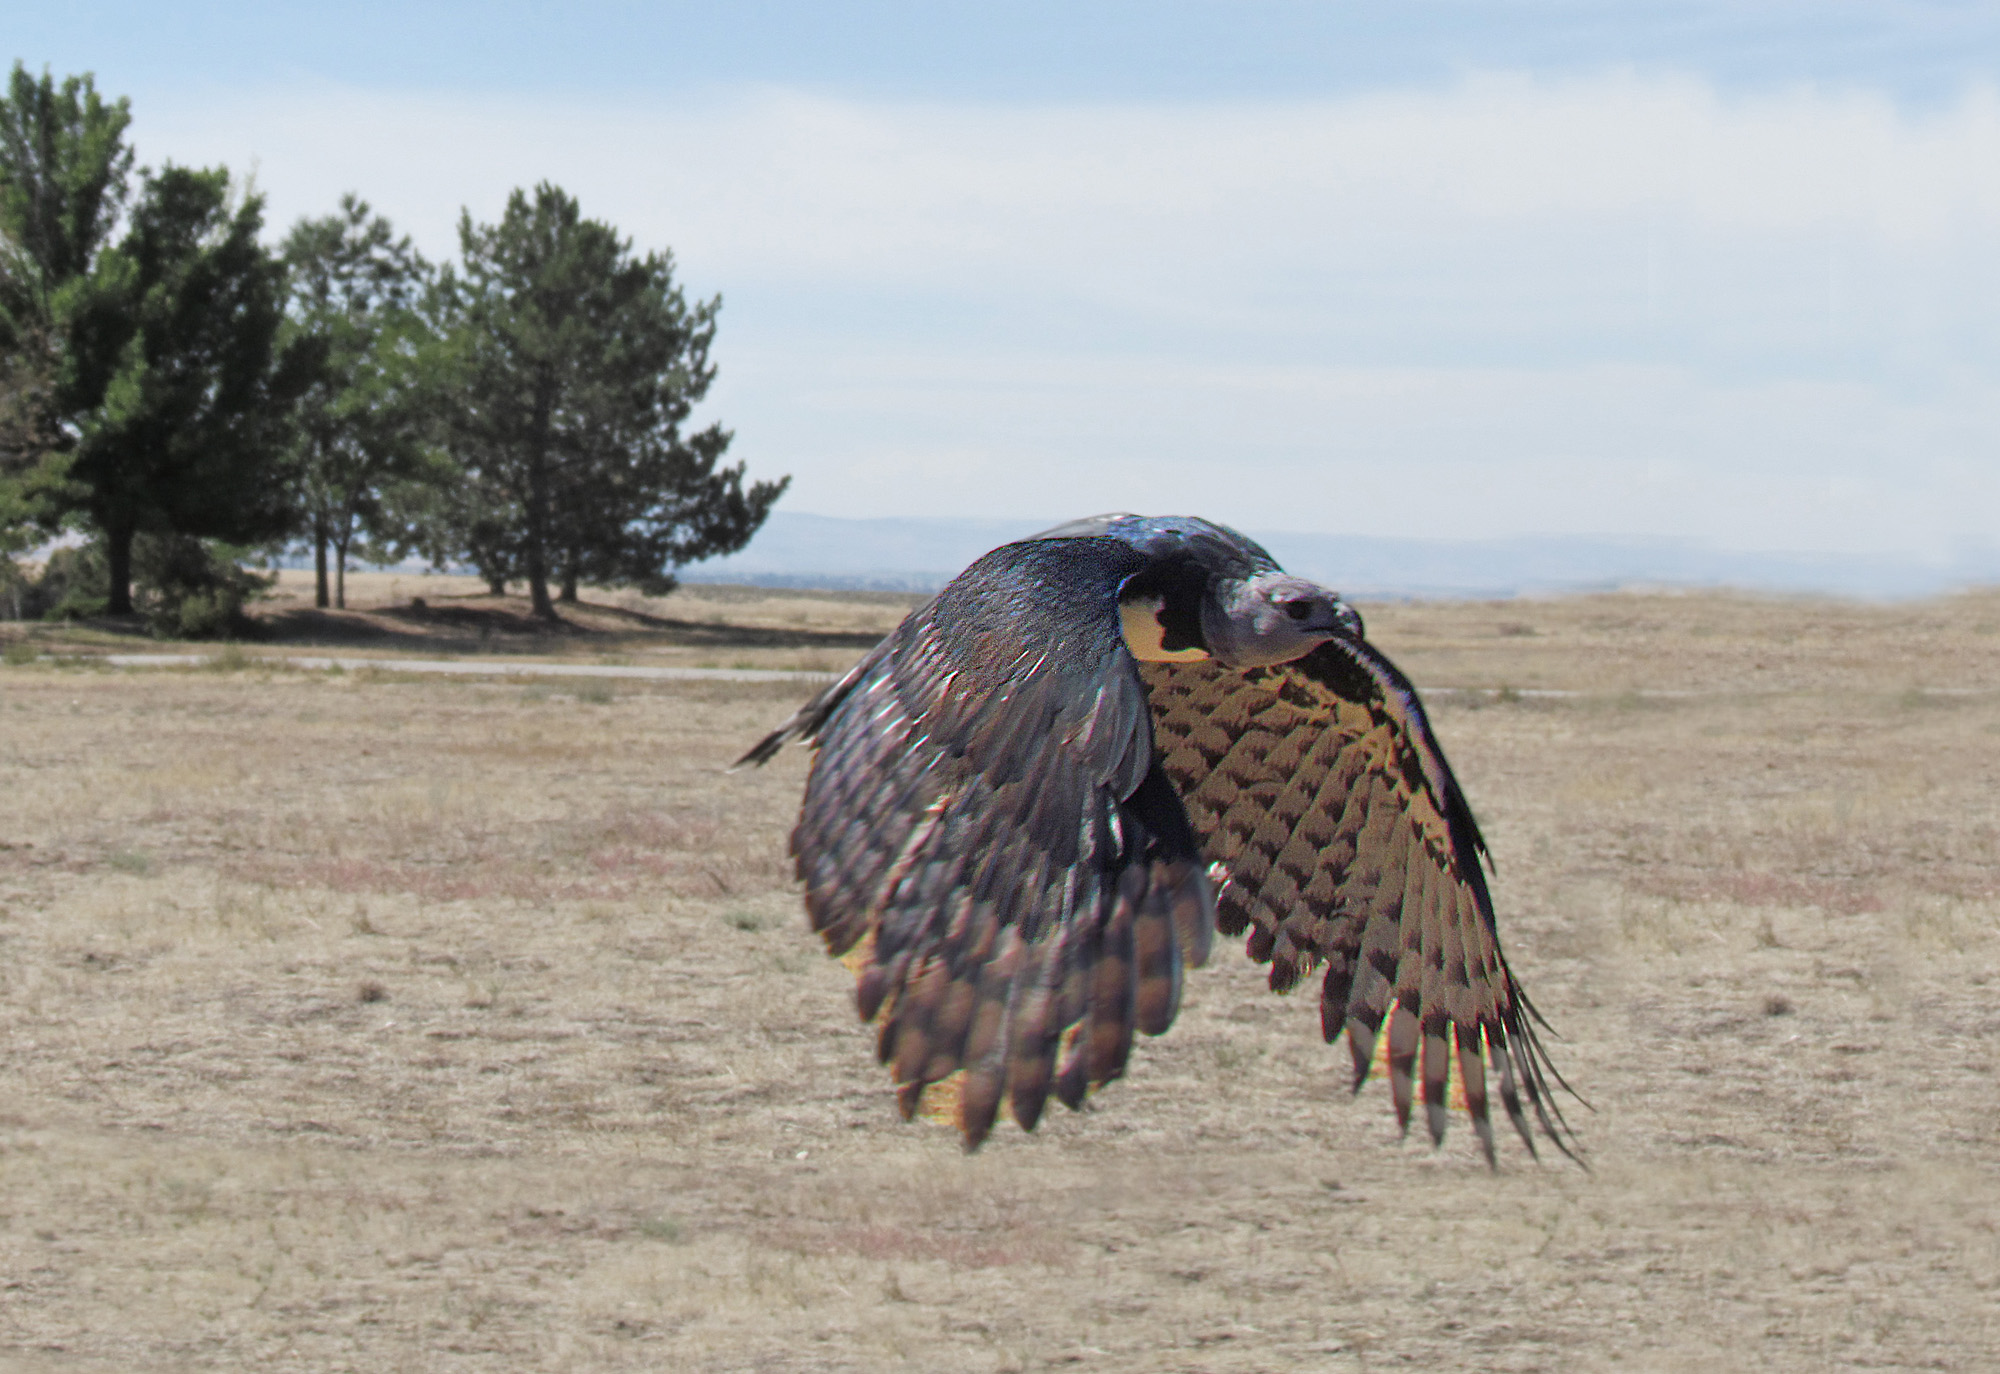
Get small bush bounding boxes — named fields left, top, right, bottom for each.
left=131, top=534, right=272, bottom=640
left=28, top=543, right=110, bottom=621
left=6, top=536, right=271, bottom=636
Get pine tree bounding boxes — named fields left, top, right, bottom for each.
left=428, top=183, right=784, bottom=617
left=60, top=164, right=309, bottom=613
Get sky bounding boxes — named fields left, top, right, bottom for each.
left=14, top=2, right=2000, bottom=562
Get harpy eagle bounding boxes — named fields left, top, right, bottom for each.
left=740, top=515, right=1577, bottom=1162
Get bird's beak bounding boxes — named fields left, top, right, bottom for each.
left=1330, top=601, right=1365, bottom=640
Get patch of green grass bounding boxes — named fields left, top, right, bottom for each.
left=2, top=640, right=36, bottom=667
left=636, top=1216, right=686, bottom=1243
left=105, top=848, right=153, bottom=876
left=573, top=678, right=617, bottom=705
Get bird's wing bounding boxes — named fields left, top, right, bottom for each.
left=1140, top=638, right=1578, bottom=1163
left=745, top=538, right=1216, bottom=1150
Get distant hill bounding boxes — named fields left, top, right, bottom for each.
left=682, top=511, right=2000, bottom=600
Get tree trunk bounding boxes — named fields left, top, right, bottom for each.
left=486, top=572, right=506, bottom=596
left=527, top=559, right=554, bottom=619
left=525, top=384, right=557, bottom=620
left=313, top=516, right=330, bottom=609
left=559, top=562, right=579, bottom=603
left=334, top=534, right=349, bottom=610
left=105, top=519, right=135, bottom=616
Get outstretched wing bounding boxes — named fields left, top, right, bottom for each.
left=742, top=537, right=1215, bottom=1150
left=1140, top=637, right=1578, bottom=1163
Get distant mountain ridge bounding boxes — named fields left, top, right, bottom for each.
left=682, top=511, right=2000, bottom=600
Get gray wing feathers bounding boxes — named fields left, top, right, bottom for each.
left=766, top=548, right=1214, bottom=1149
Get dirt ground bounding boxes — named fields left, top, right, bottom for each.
left=1, top=589, right=1997, bottom=1372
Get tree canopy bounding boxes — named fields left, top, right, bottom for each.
left=0, top=62, right=131, bottom=331
left=0, top=63, right=132, bottom=557
left=61, top=164, right=307, bottom=613
left=430, top=183, right=785, bottom=617
left=282, top=194, right=433, bottom=609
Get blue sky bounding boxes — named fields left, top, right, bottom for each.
left=15, top=3, right=2000, bottom=560
left=21, top=3, right=2000, bottom=102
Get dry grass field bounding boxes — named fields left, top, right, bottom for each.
left=1, top=587, right=1998, bottom=1372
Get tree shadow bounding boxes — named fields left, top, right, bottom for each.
left=520, top=597, right=890, bottom=649
left=249, top=597, right=887, bottom=653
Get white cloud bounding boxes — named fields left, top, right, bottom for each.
left=718, top=346, right=2000, bottom=552
left=136, top=72, right=2000, bottom=558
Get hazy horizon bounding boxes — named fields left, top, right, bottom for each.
left=673, top=509, right=2000, bottom=600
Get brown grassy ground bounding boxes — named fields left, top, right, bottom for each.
left=1, top=589, right=1997, bottom=1372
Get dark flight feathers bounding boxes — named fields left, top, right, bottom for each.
left=741, top=521, right=1578, bottom=1163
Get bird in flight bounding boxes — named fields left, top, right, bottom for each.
left=740, top=514, right=1578, bottom=1163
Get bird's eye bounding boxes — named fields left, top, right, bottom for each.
left=1282, top=598, right=1316, bottom=621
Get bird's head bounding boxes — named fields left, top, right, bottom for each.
left=1044, top=513, right=1364, bottom=669
left=1201, top=570, right=1363, bottom=667
left=1118, top=561, right=1362, bottom=669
